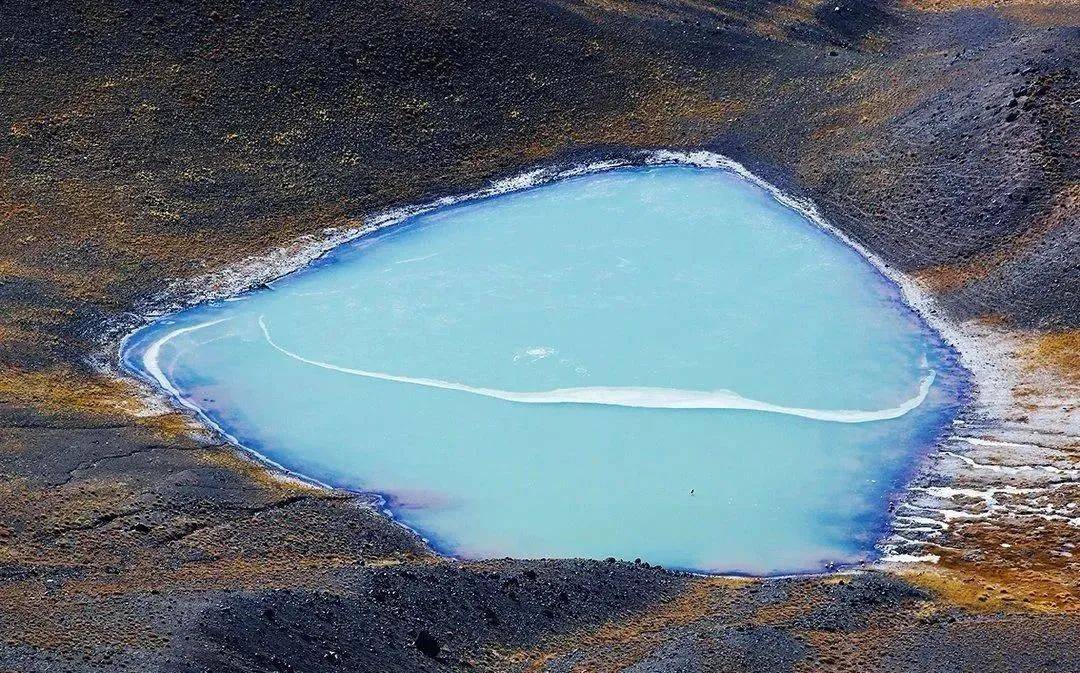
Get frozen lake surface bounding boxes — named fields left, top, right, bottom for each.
left=124, top=165, right=967, bottom=574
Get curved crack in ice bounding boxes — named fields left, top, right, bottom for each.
left=257, top=316, right=934, bottom=424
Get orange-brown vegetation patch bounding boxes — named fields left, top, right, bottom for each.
left=60, top=553, right=365, bottom=597
left=749, top=0, right=827, bottom=41
left=0, top=476, right=139, bottom=570
left=901, top=0, right=1080, bottom=27
left=195, top=445, right=324, bottom=494
left=895, top=505, right=1080, bottom=614
left=0, top=169, right=122, bottom=303
left=914, top=263, right=980, bottom=294
left=0, top=546, right=420, bottom=654
left=561, top=0, right=831, bottom=41
left=0, top=581, right=169, bottom=652
left=0, top=324, right=60, bottom=353
left=520, top=60, right=753, bottom=161
left=901, top=556, right=1079, bottom=615
left=1023, top=329, right=1080, bottom=383
left=491, top=577, right=751, bottom=672
left=846, top=55, right=955, bottom=127
left=915, top=184, right=1079, bottom=293
left=561, top=0, right=744, bottom=25
left=896, top=438, right=1079, bottom=613
left=750, top=578, right=929, bottom=672
left=797, top=54, right=960, bottom=190
left=749, top=574, right=852, bottom=626
left=0, top=365, right=140, bottom=416
left=0, top=365, right=194, bottom=437
left=7, top=174, right=340, bottom=293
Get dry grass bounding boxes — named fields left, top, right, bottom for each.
left=0, top=581, right=168, bottom=652
left=0, top=365, right=194, bottom=437
left=59, top=553, right=365, bottom=597
left=561, top=0, right=832, bottom=41
left=493, top=577, right=751, bottom=672
left=901, top=0, right=1080, bottom=27
left=1023, top=329, right=1080, bottom=382
left=561, top=0, right=744, bottom=25
left=518, top=56, right=754, bottom=162
left=749, top=0, right=827, bottom=40
left=915, top=183, right=1079, bottom=293
left=196, top=446, right=324, bottom=494
left=901, top=557, right=1079, bottom=614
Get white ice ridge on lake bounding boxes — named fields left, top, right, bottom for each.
left=141, top=318, right=230, bottom=400
left=258, top=317, right=934, bottom=423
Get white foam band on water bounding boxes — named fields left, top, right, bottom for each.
left=136, top=317, right=342, bottom=491
left=142, top=318, right=230, bottom=401
left=258, top=317, right=934, bottom=424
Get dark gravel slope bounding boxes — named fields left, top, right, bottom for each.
left=0, top=1, right=1076, bottom=671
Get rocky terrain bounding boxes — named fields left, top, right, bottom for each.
left=0, top=1, right=1076, bottom=671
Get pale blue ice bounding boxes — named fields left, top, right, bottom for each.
left=124, top=165, right=966, bottom=574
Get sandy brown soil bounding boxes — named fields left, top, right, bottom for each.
left=0, top=1, right=1077, bottom=671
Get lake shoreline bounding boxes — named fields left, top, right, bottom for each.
left=3, top=2, right=1076, bottom=670
left=111, top=152, right=977, bottom=578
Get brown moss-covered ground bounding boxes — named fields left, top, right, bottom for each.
left=0, top=1, right=1077, bottom=671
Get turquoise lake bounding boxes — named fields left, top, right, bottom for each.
left=123, top=164, right=967, bottom=575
